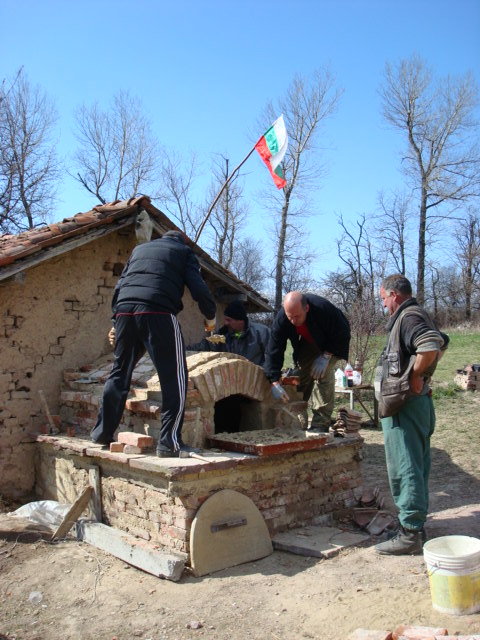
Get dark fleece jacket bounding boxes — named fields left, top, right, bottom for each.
left=264, top=294, right=350, bottom=382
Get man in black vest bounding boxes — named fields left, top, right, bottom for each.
left=91, top=230, right=216, bottom=457
left=375, top=274, right=448, bottom=555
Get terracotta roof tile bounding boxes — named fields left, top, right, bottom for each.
left=0, top=195, right=272, bottom=311
left=0, top=196, right=147, bottom=268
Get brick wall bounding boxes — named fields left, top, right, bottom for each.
left=0, top=230, right=219, bottom=499
left=35, top=438, right=363, bottom=555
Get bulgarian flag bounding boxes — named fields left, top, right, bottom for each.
left=255, top=115, right=288, bottom=189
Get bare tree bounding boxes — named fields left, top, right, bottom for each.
left=427, top=263, right=464, bottom=324
left=258, top=68, right=343, bottom=310
left=324, top=214, right=383, bottom=380
left=230, top=236, right=266, bottom=291
left=0, top=69, right=60, bottom=232
left=454, top=207, right=480, bottom=319
left=374, top=189, right=414, bottom=275
left=159, top=149, right=203, bottom=237
left=206, top=155, right=247, bottom=269
left=71, top=90, right=160, bottom=204
left=380, top=54, right=480, bottom=304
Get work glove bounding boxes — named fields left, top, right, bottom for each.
left=271, top=382, right=289, bottom=404
left=204, top=317, right=216, bottom=333
left=311, top=353, right=331, bottom=380
left=108, top=327, right=116, bottom=347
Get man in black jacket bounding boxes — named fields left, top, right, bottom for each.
left=90, top=230, right=216, bottom=457
left=264, top=291, right=350, bottom=432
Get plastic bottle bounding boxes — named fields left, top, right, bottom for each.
left=344, top=362, right=354, bottom=387
left=335, top=368, right=345, bottom=388
left=353, top=360, right=362, bottom=386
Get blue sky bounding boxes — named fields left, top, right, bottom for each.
left=1, top=0, right=479, bottom=276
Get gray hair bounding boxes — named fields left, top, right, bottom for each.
left=382, top=274, right=412, bottom=296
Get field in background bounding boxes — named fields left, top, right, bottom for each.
left=283, top=330, right=480, bottom=481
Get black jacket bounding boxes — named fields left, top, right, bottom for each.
left=112, top=235, right=216, bottom=319
left=264, top=294, right=351, bottom=382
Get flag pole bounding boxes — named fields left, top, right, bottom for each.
left=194, top=145, right=257, bottom=244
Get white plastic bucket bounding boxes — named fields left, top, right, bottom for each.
left=423, top=535, right=480, bottom=615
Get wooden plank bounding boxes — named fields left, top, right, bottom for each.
left=76, top=520, right=185, bottom=581
left=51, top=486, right=94, bottom=541
left=38, top=390, right=58, bottom=433
left=88, top=466, right=102, bottom=522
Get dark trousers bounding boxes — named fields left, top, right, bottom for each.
left=91, top=311, right=188, bottom=451
left=296, top=341, right=338, bottom=428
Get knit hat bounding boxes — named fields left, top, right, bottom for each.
left=224, top=300, right=247, bottom=321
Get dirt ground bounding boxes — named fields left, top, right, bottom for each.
left=1, top=424, right=480, bottom=640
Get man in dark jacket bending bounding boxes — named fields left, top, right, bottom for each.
left=90, top=230, right=216, bottom=457
left=264, top=291, right=350, bottom=432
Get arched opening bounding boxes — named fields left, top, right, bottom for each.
left=214, top=394, right=264, bottom=434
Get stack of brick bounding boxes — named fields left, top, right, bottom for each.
left=331, top=407, right=363, bottom=436
left=110, top=432, right=154, bottom=454
left=454, top=364, right=480, bottom=390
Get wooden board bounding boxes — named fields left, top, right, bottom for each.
left=190, top=489, right=273, bottom=576
left=208, top=430, right=327, bottom=456
left=51, top=486, right=93, bottom=541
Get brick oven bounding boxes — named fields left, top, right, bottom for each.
left=35, top=350, right=364, bottom=571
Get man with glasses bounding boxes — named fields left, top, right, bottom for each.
left=375, top=274, right=449, bottom=555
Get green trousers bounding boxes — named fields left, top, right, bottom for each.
left=297, top=341, right=339, bottom=428
left=381, top=394, right=435, bottom=531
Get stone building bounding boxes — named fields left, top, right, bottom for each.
left=0, top=196, right=271, bottom=499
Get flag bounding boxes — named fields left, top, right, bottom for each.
left=255, top=115, right=288, bottom=189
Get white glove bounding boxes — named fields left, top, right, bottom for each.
left=311, top=353, right=331, bottom=380
left=204, top=317, right=216, bottom=332
left=271, top=382, right=289, bottom=404
left=108, top=327, right=116, bottom=347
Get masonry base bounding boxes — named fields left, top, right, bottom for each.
left=34, top=434, right=364, bottom=560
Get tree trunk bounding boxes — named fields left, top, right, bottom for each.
left=416, top=183, right=428, bottom=305
left=274, top=199, right=289, bottom=310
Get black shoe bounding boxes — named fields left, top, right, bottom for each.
left=91, top=437, right=113, bottom=446
left=375, top=525, right=424, bottom=555
left=156, top=445, right=177, bottom=458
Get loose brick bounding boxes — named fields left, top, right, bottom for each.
left=347, top=630, right=393, bottom=640
left=123, top=444, right=143, bottom=454
left=110, top=442, right=125, bottom=453
left=392, top=626, right=448, bottom=640
left=117, top=432, right=153, bottom=448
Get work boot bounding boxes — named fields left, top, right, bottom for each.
left=375, top=525, right=424, bottom=555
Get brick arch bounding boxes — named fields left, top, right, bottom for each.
left=186, top=352, right=271, bottom=406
